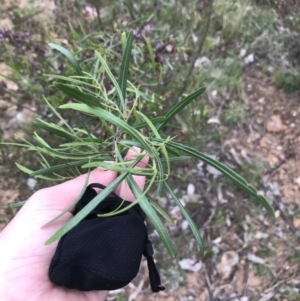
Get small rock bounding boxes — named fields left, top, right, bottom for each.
left=165, top=44, right=173, bottom=52
left=295, top=177, right=300, bottom=186
left=282, top=184, right=296, bottom=203
left=244, top=53, right=254, bottom=64
left=0, top=99, right=9, bottom=109
left=266, top=115, right=286, bottom=132
left=247, top=271, right=262, bottom=287
left=187, top=183, right=195, bottom=196
left=240, top=48, right=247, bottom=57
left=179, top=258, right=202, bottom=272
left=207, top=165, right=222, bottom=179
left=207, top=117, right=220, bottom=124
left=211, top=90, right=218, bottom=98
left=293, top=217, right=300, bottom=228
left=0, top=18, right=13, bottom=30
left=199, top=290, right=208, bottom=301
left=216, top=251, right=239, bottom=280
left=194, top=56, right=210, bottom=67
left=27, top=178, right=37, bottom=190
left=181, top=220, right=189, bottom=230
left=257, top=292, right=274, bottom=301
left=254, top=231, right=269, bottom=239
left=247, top=253, right=266, bottom=265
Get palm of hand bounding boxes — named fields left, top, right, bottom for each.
left=0, top=194, right=107, bottom=301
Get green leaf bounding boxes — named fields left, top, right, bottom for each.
left=156, top=139, right=275, bottom=218
left=156, top=87, right=206, bottom=131
left=161, top=156, right=191, bottom=163
left=149, top=197, right=175, bottom=226
left=15, top=162, right=34, bottom=175
left=15, top=163, right=62, bottom=180
left=95, top=51, right=125, bottom=114
left=126, top=174, right=176, bottom=257
left=35, top=119, right=76, bottom=141
left=68, top=22, right=80, bottom=41
left=42, top=96, right=75, bottom=134
left=59, top=103, right=154, bottom=155
left=55, top=83, right=102, bottom=107
left=45, top=172, right=127, bottom=245
left=118, top=31, right=133, bottom=103
left=133, top=116, right=165, bottom=129
left=49, top=43, right=82, bottom=76
left=165, top=182, right=204, bottom=256
left=60, top=140, right=106, bottom=147
left=82, top=161, right=154, bottom=176
left=10, top=201, right=27, bottom=209
left=144, top=37, right=156, bottom=77
left=33, top=132, right=51, bottom=148
left=31, top=159, right=91, bottom=176
left=121, top=32, right=127, bottom=54
left=136, top=110, right=169, bottom=194
left=29, top=145, right=100, bottom=160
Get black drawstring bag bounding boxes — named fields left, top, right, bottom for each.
left=49, top=183, right=165, bottom=292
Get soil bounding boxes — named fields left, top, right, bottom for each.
left=120, top=68, right=300, bottom=301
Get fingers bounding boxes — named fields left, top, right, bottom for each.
left=27, top=168, right=118, bottom=211
left=114, top=147, right=149, bottom=202
left=26, top=147, right=149, bottom=211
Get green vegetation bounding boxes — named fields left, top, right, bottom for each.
left=1, top=0, right=299, bottom=275
left=253, top=263, right=273, bottom=280
left=221, top=103, right=246, bottom=126
left=291, top=249, right=300, bottom=264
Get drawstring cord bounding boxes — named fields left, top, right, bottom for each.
left=143, top=240, right=165, bottom=292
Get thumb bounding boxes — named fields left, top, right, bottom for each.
left=114, top=147, right=149, bottom=201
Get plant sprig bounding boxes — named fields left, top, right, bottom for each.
left=8, top=32, right=275, bottom=257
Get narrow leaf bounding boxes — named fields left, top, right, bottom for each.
left=144, top=37, right=156, bottom=77
left=59, top=103, right=154, bottom=154
left=157, top=139, right=275, bottom=218
left=55, top=83, right=102, bottom=107
left=136, top=110, right=169, bottom=194
left=95, top=51, right=125, bottom=113
left=15, top=162, right=33, bottom=175
left=165, top=182, right=204, bottom=256
left=156, top=87, right=206, bottom=131
left=31, top=159, right=90, bottom=176
left=35, top=119, right=76, bottom=141
left=49, top=43, right=82, bottom=76
left=126, top=174, right=176, bottom=257
left=149, top=197, right=175, bottom=226
left=10, top=201, right=27, bottom=209
left=133, top=116, right=165, bottom=129
left=118, top=31, right=133, bottom=103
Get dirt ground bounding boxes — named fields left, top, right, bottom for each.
left=113, top=69, right=300, bottom=301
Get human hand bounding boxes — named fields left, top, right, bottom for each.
left=0, top=148, right=149, bottom=301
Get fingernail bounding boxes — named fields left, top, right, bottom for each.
left=132, top=146, right=141, bottom=153
left=133, top=146, right=147, bottom=155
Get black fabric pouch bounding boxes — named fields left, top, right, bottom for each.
left=49, top=183, right=164, bottom=292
